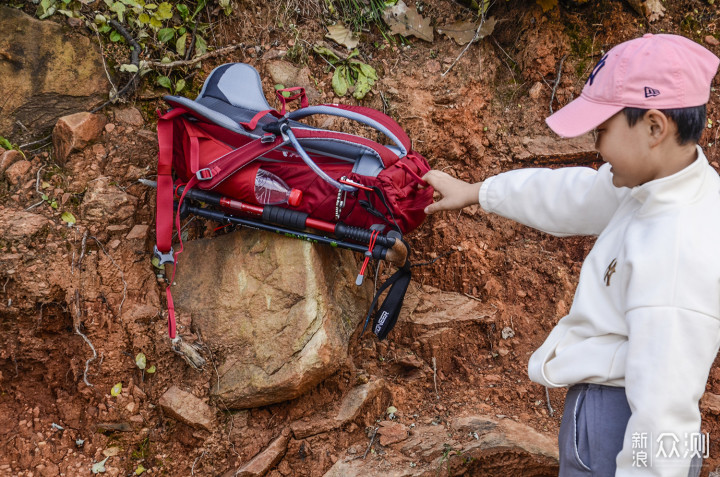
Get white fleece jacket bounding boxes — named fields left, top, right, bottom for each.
left=479, top=147, right=720, bottom=476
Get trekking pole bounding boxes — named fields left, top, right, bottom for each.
left=175, top=200, right=408, bottom=266
left=139, top=179, right=408, bottom=266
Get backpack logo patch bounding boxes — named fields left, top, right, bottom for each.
left=604, top=258, right=618, bottom=286
left=374, top=310, right=389, bottom=335
left=644, top=86, right=661, bottom=98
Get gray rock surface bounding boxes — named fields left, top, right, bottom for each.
left=0, top=6, right=110, bottom=140
left=172, top=230, right=372, bottom=409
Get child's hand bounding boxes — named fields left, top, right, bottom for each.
left=422, top=170, right=483, bottom=214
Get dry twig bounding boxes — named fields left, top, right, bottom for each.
left=442, top=5, right=493, bottom=77
left=549, top=54, right=568, bottom=114
left=147, top=44, right=245, bottom=69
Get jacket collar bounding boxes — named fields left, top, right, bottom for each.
left=630, top=145, right=711, bottom=207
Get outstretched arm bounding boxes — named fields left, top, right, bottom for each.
left=422, top=170, right=483, bottom=214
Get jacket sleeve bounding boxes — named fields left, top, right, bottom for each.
left=615, top=306, right=720, bottom=476
left=479, top=163, right=626, bottom=236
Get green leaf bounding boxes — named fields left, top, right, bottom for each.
left=0, top=137, right=12, bottom=150
left=137, top=12, right=149, bottom=24
left=135, top=464, right=146, bottom=475
left=354, top=73, right=372, bottom=99
left=99, top=24, right=112, bottom=34
left=358, top=62, right=377, bottom=81
left=144, top=2, right=157, bottom=8
left=110, top=30, right=123, bottom=42
left=176, top=3, right=189, bottom=18
left=156, top=1, right=173, bottom=19
left=146, top=364, right=156, bottom=374
left=50, top=200, right=58, bottom=209
left=332, top=66, right=349, bottom=97
left=135, top=352, right=147, bottom=370
left=41, top=193, right=49, bottom=201
left=157, top=76, right=172, bottom=89
left=110, top=382, right=122, bottom=397
left=175, top=78, right=186, bottom=93
left=120, top=63, right=139, bottom=73
left=312, top=45, right=340, bottom=63
left=176, top=33, right=187, bottom=57
left=157, top=27, right=174, bottom=43
left=151, top=256, right=162, bottom=269
left=110, top=1, right=126, bottom=23
left=149, top=16, right=162, bottom=28
left=194, top=35, right=207, bottom=56
left=61, top=212, right=76, bottom=225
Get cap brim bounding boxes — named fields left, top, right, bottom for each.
left=545, top=96, right=624, bottom=138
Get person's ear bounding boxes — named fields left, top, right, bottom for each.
left=644, top=109, right=670, bottom=146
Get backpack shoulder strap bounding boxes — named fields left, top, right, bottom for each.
left=287, top=104, right=412, bottom=157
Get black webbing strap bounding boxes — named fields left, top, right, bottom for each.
left=360, top=240, right=412, bottom=341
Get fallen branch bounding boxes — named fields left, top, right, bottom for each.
left=545, top=386, right=555, bottom=417
left=147, top=44, right=245, bottom=69
left=442, top=8, right=492, bottom=77
left=549, top=54, right=568, bottom=115
left=74, top=289, right=97, bottom=387
left=363, top=427, right=379, bottom=459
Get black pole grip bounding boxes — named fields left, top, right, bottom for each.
left=262, top=205, right=309, bottom=229
left=335, top=223, right=399, bottom=248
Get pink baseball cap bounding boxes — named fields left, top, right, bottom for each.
left=546, top=33, right=720, bottom=138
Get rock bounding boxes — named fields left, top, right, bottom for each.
left=158, top=386, right=216, bottom=431
left=0, top=208, right=50, bottom=242
left=223, top=429, right=291, bottom=477
left=528, top=81, right=544, bottom=100
left=625, top=0, right=665, bottom=21
left=172, top=229, right=372, bottom=409
left=266, top=61, right=321, bottom=103
left=3, top=160, right=31, bottom=185
left=324, top=415, right=558, bottom=476
left=392, top=284, right=497, bottom=374
left=514, top=133, right=596, bottom=164
left=701, top=392, right=720, bottom=414
left=0, top=6, right=110, bottom=139
left=0, top=150, right=23, bottom=175
left=113, top=107, right=144, bottom=127
left=334, top=378, right=388, bottom=423
left=80, top=177, right=137, bottom=223
left=52, top=112, right=107, bottom=163
left=706, top=36, right=720, bottom=47
left=126, top=224, right=149, bottom=240
left=377, top=421, right=408, bottom=446
left=447, top=416, right=558, bottom=474
left=291, top=378, right=389, bottom=438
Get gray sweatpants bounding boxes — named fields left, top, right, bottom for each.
left=558, top=383, right=703, bottom=477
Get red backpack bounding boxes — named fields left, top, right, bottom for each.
left=153, top=63, right=433, bottom=341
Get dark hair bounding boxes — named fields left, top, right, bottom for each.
left=622, top=105, right=707, bottom=145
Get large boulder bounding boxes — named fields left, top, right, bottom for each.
left=172, top=230, right=372, bottom=409
left=0, top=6, right=109, bottom=140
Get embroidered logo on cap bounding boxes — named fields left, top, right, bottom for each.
left=644, top=86, right=661, bottom=98
left=587, top=53, right=609, bottom=86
